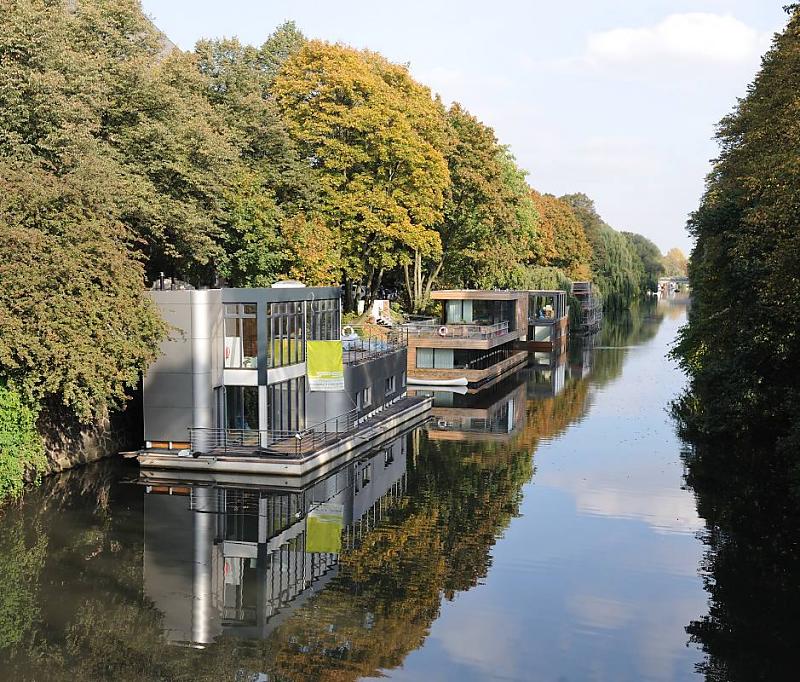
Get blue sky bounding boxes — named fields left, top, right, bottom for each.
left=141, top=1, right=789, bottom=254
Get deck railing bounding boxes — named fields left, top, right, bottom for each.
left=341, top=325, right=407, bottom=364
left=189, top=407, right=361, bottom=459
left=402, top=320, right=509, bottom=339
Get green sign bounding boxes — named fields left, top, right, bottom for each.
left=307, top=340, right=345, bottom=391
left=306, top=502, right=344, bottom=554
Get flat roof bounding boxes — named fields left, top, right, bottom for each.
left=149, top=286, right=341, bottom=303
left=431, top=290, right=524, bottom=301
left=223, top=286, right=340, bottom=303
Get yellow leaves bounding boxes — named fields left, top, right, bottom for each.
left=273, top=41, right=449, bottom=275
left=281, top=213, right=341, bottom=286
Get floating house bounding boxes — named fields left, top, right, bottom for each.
left=402, top=290, right=529, bottom=389
left=139, top=433, right=409, bottom=644
left=402, top=289, right=570, bottom=390
left=138, top=284, right=430, bottom=475
left=523, top=290, right=570, bottom=356
left=571, top=281, right=603, bottom=335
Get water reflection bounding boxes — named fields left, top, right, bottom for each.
left=682, top=434, right=800, bottom=681
left=143, top=436, right=408, bottom=645
left=0, top=299, right=715, bottom=681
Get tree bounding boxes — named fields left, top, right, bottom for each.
left=662, top=247, right=688, bottom=278
left=281, top=214, right=341, bottom=286
left=530, top=191, right=591, bottom=280
left=0, top=0, right=168, bottom=428
left=194, top=26, right=321, bottom=287
left=0, top=162, right=167, bottom=423
left=674, top=6, right=800, bottom=444
left=561, top=193, right=641, bottom=310
left=272, top=41, right=450, bottom=311
left=623, top=232, right=665, bottom=292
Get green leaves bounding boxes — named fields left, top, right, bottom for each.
left=273, top=41, right=449, bottom=288
left=675, top=7, right=800, bottom=442
left=0, top=384, right=45, bottom=501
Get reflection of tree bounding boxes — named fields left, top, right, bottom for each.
left=0, top=308, right=671, bottom=680
left=682, top=437, right=800, bottom=681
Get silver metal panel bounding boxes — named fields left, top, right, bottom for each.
left=144, top=407, right=194, bottom=443
left=223, top=369, right=258, bottom=386
left=267, top=362, right=306, bottom=385
left=143, top=373, right=194, bottom=408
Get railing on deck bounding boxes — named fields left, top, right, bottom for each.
left=341, top=325, right=408, bottom=364
left=401, top=320, right=509, bottom=339
left=189, top=407, right=360, bottom=459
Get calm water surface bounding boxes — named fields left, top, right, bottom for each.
left=0, top=299, right=712, bottom=681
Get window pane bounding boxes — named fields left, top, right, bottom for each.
left=224, top=318, right=241, bottom=368
left=227, top=386, right=259, bottom=430
left=446, top=300, right=462, bottom=324
left=242, top=317, right=257, bottom=368
left=243, top=303, right=256, bottom=315
left=416, top=348, right=433, bottom=368
left=433, top=348, right=454, bottom=369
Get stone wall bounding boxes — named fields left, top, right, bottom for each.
left=35, top=396, right=141, bottom=476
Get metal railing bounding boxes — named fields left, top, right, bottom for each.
left=341, top=325, right=408, bottom=364
left=189, top=408, right=361, bottom=459
left=401, top=320, right=510, bottom=339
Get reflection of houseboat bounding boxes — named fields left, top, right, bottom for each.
left=571, top=281, right=603, bottom=335
left=403, top=290, right=529, bottom=389
left=411, top=370, right=527, bottom=442
left=138, top=284, right=431, bottom=475
left=527, top=351, right=567, bottom=399
left=140, top=434, right=409, bottom=645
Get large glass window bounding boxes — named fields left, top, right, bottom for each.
left=416, top=343, right=518, bottom=370
left=308, top=298, right=340, bottom=340
left=224, top=304, right=258, bottom=369
left=226, top=386, right=259, bottom=430
left=443, top=299, right=516, bottom=331
left=267, top=376, right=306, bottom=432
left=266, top=302, right=305, bottom=367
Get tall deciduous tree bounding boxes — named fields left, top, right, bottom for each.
left=530, top=191, right=591, bottom=280
left=662, top=247, right=688, bottom=278
left=623, top=232, right=665, bottom=292
left=561, top=193, right=641, bottom=310
left=272, top=41, right=449, bottom=311
left=674, top=5, right=800, bottom=445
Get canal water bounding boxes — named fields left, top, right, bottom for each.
left=0, top=298, right=712, bottom=681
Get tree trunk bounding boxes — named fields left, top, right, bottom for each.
left=343, top=274, right=354, bottom=313
left=365, top=267, right=384, bottom=309
left=423, top=259, right=444, bottom=303
left=403, top=264, right=413, bottom=310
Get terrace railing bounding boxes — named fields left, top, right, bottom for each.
left=402, top=320, right=509, bottom=340
left=341, top=325, right=408, bottom=364
left=189, top=407, right=361, bottom=459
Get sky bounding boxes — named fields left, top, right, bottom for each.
left=141, top=1, right=790, bottom=254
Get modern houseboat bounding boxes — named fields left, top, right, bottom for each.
left=571, top=281, right=603, bottom=335
left=138, top=284, right=431, bottom=475
left=402, top=290, right=529, bottom=389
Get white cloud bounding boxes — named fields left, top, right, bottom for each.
left=586, top=13, right=768, bottom=66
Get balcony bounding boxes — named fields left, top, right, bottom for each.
left=402, top=320, right=510, bottom=340
left=187, top=398, right=425, bottom=460
left=190, top=408, right=360, bottom=459
left=341, top=325, right=408, bottom=365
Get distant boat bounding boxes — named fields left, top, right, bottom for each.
left=407, top=376, right=468, bottom=387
